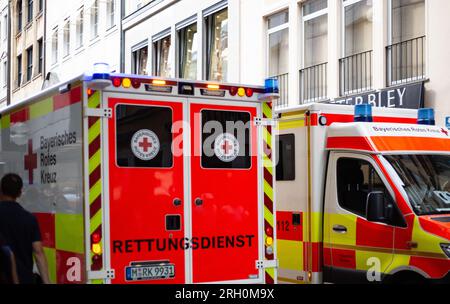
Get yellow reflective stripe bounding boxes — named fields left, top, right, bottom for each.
left=30, top=98, right=53, bottom=120
left=278, top=240, right=303, bottom=271
left=310, top=212, right=323, bottom=243
left=385, top=254, right=411, bottom=275
left=278, top=277, right=304, bottom=284
left=88, top=120, right=101, bottom=144
left=356, top=250, right=393, bottom=272
left=264, top=128, right=272, bottom=149
left=1, top=114, right=10, bottom=129
left=266, top=268, right=275, bottom=280
left=264, top=205, right=274, bottom=225
left=263, top=102, right=272, bottom=119
left=411, top=217, right=446, bottom=254
left=43, top=248, right=57, bottom=284
left=88, top=91, right=100, bottom=108
left=89, top=150, right=101, bottom=175
left=327, top=213, right=357, bottom=246
left=265, top=161, right=273, bottom=176
left=264, top=180, right=274, bottom=202
left=90, top=210, right=102, bottom=234
left=278, top=120, right=306, bottom=130
left=89, top=180, right=102, bottom=204
left=55, top=214, right=84, bottom=254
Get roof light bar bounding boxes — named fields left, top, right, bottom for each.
left=354, top=104, right=373, bottom=123
left=418, top=108, right=435, bottom=126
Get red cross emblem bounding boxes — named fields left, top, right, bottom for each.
left=139, top=137, right=153, bottom=152
left=24, top=139, right=37, bottom=185
left=221, top=141, right=233, bottom=154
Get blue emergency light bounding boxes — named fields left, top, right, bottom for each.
left=265, top=78, right=279, bottom=94
left=417, top=108, right=435, bottom=126
left=92, top=63, right=111, bottom=80
left=354, top=104, right=373, bottom=122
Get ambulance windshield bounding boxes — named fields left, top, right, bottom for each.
left=385, top=154, right=450, bottom=216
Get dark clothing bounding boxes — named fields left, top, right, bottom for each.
left=0, top=245, right=14, bottom=284
left=0, top=201, right=41, bottom=284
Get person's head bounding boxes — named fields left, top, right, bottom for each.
left=1, top=174, right=23, bottom=200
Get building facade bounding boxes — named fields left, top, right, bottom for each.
left=10, top=0, right=45, bottom=103
left=121, top=0, right=449, bottom=126
left=0, top=0, right=8, bottom=107
left=45, top=0, right=121, bottom=85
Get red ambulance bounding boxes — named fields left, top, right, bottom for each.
left=0, top=65, right=278, bottom=284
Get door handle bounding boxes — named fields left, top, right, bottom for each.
left=194, top=198, right=204, bottom=206
left=173, top=198, right=182, bottom=207
left=333, top=225, right=348, bottom=234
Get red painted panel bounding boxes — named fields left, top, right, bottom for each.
left=10, top=108, right=30, bottom=124
left=276, top=211, right=302, bottom=242
left=323, top=246, right=332, bottom=267
left=190, top=103, right=259, bottom=283
left=108, top=98, right=185, bottom=284
left=409, top=256, right=450, bottom=279
left=327, top=136, right=374, bottom=151
left=34, top=213, right=55, bottom=248
left=53, top=86, right=82, bottom=111
left=56, top=250, right=86, bottom=284
left=331, top=248, right=356, bottom=269
left=356, top=217, right=394, bottom=249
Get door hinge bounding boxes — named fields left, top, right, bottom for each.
left=256, top=260, right=279, bottom=270
left=88, top=269, right=116, bottom=281
left=254, top=118, right=276, bottom=127
left=84, top=107, right=112, bottom=118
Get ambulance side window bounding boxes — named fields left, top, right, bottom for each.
left=336, top=158, right=391, bottom=217
left=276, top=134, right=295, bottom=181
left=116, top=105, right=173, bottom=168
left=201, top=110, right=251, bottom=169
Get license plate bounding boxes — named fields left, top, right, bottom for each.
left=125, top=263, right=175, bottom=282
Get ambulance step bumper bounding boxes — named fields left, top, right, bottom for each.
left=256, top=260, right=279, bottom=270
left=88, top=269, right=116, bottom=281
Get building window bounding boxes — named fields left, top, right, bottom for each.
left=17, top=0, right=22, bottom=33
left=39, top=0, right=43, bottom=12
left=76, top=9, right=84, bottom=49
left=107, top=0, right=115, bottom=29
left=3, top=61, right=7, bottom=88
left=205, top=7, right=228, bottom=82
left=27, top=0, right=33, bottom=23
left=387, top=0, right=425, bottom=85
left=153, top=35, right=172, bottom=77
left=340, top=0, right=373, bottom=95
left=91, top=0, right=99, bottom=40
left=178, top=22, right=198, bottom=79
left=301, top=0, right=328, bottom=103
left=17, top=54, right=22, bottom=87
left=26, top=47, right=33, bottom=82
left=132, top=45, right=148, bottom=75
left=3, top=14, right=7, bottom=40
left=267, top=10, right=289, bottom=108
left=63, top=20, right=70, bottom=57
left=52, top=28, right=58, bottom=65
left=38, top=38, right=43, bottom=74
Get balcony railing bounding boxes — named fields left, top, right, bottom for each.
left=339, top=50, right=373, bottom=96
left=272, top=73, right=289, bottom=109
left=299, top=62, right=328, bottom=104
left=387, top=36, right=426, bottom=86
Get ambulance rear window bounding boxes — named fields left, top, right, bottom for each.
left=116, top=104, right=173, bottom=168
left=201, top=110, right=251, bottom=169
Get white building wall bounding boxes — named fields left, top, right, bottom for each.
left=0, top=0, right=8, bottom=107
left=45, top=0, right=121, bottom=83
left=122, top=0, right=449, bottom=125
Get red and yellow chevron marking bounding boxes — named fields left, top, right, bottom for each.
left=1, top=86, right=82, bottom=129
left=262, top=102, right=275, bottom=284
left=87, top=90, right=104, bottom=284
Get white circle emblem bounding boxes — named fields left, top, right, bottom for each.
left=214, top=133, right=240, bottom=163
left=131, top=129, right=160, bottom=161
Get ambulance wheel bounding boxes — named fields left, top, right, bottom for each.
left=387, top=271, right=427, bottom=284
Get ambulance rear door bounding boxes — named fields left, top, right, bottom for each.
left=104, top=93, right=187, bottom=284
left=189, top=98, right=263, bottom=283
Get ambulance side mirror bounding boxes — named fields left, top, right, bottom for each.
left=366, top=192, right=387, bottom=223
